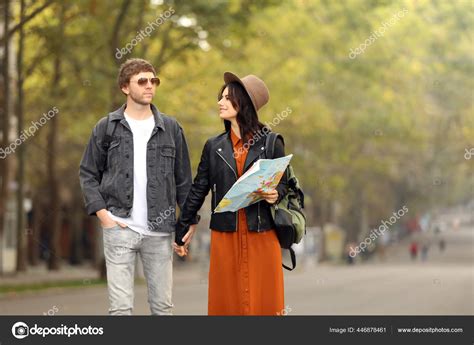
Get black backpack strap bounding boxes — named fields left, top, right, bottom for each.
left=266, top=131, right=289, bottom=189
left=99, top=114, right=118, bottom=171
left=282, top=248, right=296, bottom=271
left=265, top=131, right=296, bottom=271
left=101, top=114, right=118, bottom=150
left=265, top=131, right=282, bottom=159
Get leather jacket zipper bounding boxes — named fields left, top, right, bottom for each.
left=213, top=183, right=217, bottom=213
left=252, top=150, right=265, bottom=232
left=216, top=151, right=238, bottom=179
left=216, top=150, right=238, bottom=230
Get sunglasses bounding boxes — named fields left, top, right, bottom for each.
left=131, top=77, right=160, bottom=87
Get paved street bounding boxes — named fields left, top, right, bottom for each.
left=0, top=226, right=472, bottom=315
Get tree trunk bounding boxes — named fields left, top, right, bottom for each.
left=46, top=2, right=65, bottom=270
left=16, top=0, right=27, bottom=272
left=0, top=0, right=11, bottom=274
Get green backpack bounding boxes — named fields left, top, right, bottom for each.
left=265, top=132, right=306, bottom=271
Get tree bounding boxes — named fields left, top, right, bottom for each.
left=15, top=0, right=27, bottom=272
left=0, top=0, right=11, bottom=274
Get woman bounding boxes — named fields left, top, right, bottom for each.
left=174, top=72, right=288, bottom=315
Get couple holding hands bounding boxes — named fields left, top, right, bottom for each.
left=80, top=58, right=288, bottom=316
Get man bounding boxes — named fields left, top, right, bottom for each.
left=79, top=58, right=197, bottom=315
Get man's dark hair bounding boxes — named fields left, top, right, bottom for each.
left=117, top=58, right=156, bottom=89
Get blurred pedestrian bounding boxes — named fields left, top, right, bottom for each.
left=421, top=243, right=429, bottom=261
left=439, top=238, right=446, bottom=252
left=345, top=243, right=355, bottom=265
left=409, top=241, right=418, bottom=260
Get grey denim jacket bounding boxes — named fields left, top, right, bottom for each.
left=79, top=104, right=197, bottom=233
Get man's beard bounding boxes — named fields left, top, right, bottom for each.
left=130, top=92, right=152, bottom=106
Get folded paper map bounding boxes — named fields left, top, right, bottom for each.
left=214, top=154, right=293, bottom=213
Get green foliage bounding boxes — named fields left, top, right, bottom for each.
left=7, top=0, right=473, bottom=232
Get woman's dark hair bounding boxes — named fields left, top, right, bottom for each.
left=218, top=82, right=269, bottom=144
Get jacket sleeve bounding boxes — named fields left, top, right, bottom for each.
left=79, top=122, right=107, bottom=216
left=174, top=124, right=200, bottom=225
left=175, top=139, right=211, bottom=245
left=273, top=137, right=289, bottom=204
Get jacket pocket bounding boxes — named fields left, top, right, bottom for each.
left=159, top=145, right=176, bottom=173
left=107, top=138, right=121, bottom=169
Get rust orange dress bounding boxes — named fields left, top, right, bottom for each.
left=207, top=129, right=284, bottom=315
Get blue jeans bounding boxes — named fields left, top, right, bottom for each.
left=103, top=225, right=173, bottom=315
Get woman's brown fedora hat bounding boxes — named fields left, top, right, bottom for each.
left=223, top=71, right=270, bottom=113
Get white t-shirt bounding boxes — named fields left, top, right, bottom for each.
left=108, top=112, right=170, bottom=237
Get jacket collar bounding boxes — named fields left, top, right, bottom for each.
left=109, top=103, right=165, bottom=131
left=215, top=133, right=238, bottom=176
left=243, top=132, right=266, bottom=172
left=215, top=130, right=267, bottom=175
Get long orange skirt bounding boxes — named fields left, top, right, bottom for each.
left=208, top=208, right=284, bottom=315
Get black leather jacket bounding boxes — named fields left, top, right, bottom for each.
left=175, top=130, right=288, bottom=245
